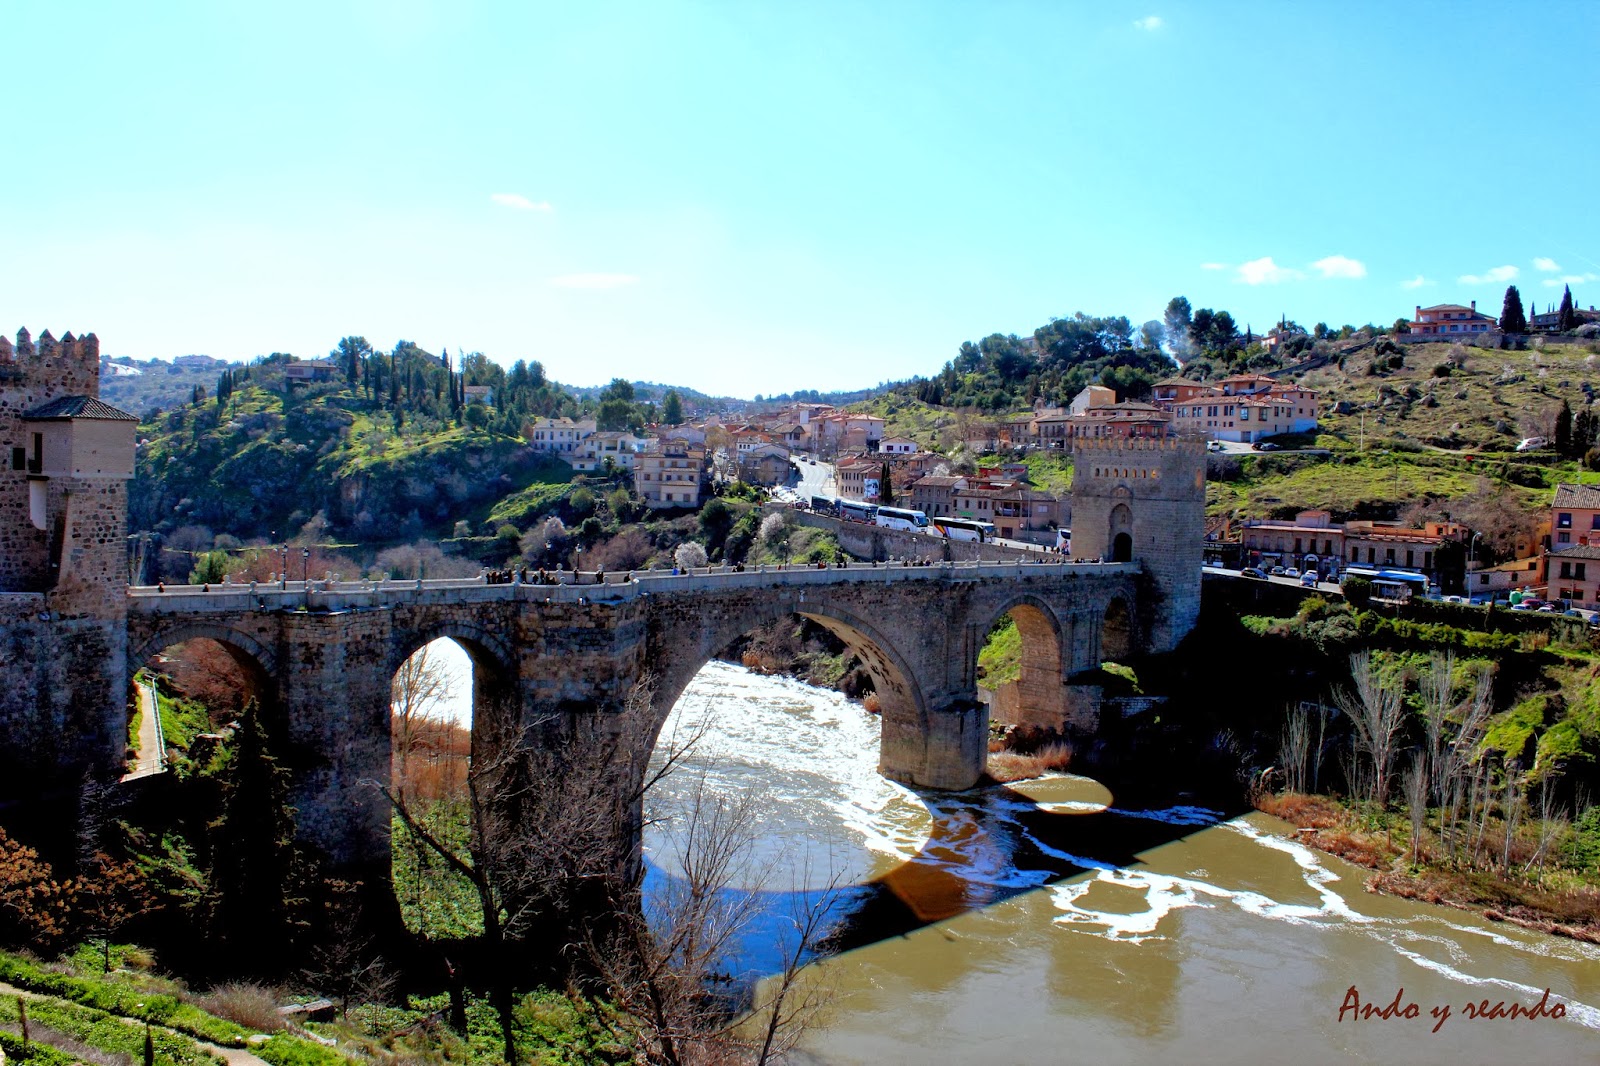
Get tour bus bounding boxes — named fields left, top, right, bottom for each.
left=837, top=499, right=878, bottom=524
left=809, top=495, right=839, bottom=516
left=1343, top=566, right=1429, bottom=603
left=874, top=506, right=930, bottom=532
left=1055, top=527, right=1072, bottom=552
left=930, top=516, right=997, bottom=542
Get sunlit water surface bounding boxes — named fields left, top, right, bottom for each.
left=645, top=661, right=1600, bottom=1065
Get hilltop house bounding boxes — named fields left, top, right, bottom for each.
left=1400, top=302, right=1497, bottom=342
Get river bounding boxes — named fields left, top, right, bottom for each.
left=644, top=660, right=1600, bottom=1065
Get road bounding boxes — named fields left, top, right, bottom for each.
left=1203, top=565, right=1342, bottom=595
left=792, top=455, right=835, bottom=499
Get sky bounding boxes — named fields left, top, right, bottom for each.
left=4, top=1, right=1598, bottom=398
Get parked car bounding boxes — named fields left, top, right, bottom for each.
left=1515, top=436, right=1548, bottom=452
left=1241, top=567, right=1267, bottom=579
left=1269, top=566, right=1286, bottom=576
left=1252, top=441, right=1280, bottom=451
left=1206, top=441, right=1224, bottom=452
left=1299, top=572, right=1319, bottom=587
left=1283, top=568, right=1301, bottom=579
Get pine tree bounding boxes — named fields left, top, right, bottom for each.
left=1555, top=399, right=1573, bottom=457
left=1500, top=285, right=1528, bottom=334
left=1559, top=285, right=1577, bottom=332
left=662, top=389, right=684, bottom=425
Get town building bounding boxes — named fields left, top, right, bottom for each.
left=284, top=359, right=337, bottom=384
left=1551, top=483, right=1600, bottom=550
left=1400, top=302, right=1497, bottom=342
left=528, top=416, right=597, bottom=456
left=1547, top=545, right=1600, bottom=605
left=908, top=474, right=967, bottom=518
left=1530, top=303, right=1600, bottom=333
left=1238, top=509, right=1466, bottom=583
left=635, top=438, right=706, bottom=509
left=737, top=442, right=792, bottom=485
left=569, top=430, right=647, bottom=473
left=880, top=435, right=919, bottom=455
left=462, top=384, right=494, bottom=406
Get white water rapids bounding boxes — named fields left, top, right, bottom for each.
left=641, top=660, right=1600, bottom=1063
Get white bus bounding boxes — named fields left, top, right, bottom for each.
left=874, top=506, right=930, bottom=532
left=930, top=516, right=996, bottom=542
left=1054, top=528, right=1071, bottom=552
left=838, top=500, right=878, bottom=523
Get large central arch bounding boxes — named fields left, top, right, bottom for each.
left=644, top=596, right=935, bottom=789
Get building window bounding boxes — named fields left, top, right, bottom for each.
left=1560, top=531, right=1572, bottom=544
left=1559, top=513, right=1573, bottom=529
left=1580, top=563, right=1589, bottom=581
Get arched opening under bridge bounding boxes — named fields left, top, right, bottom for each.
left=385, top=631, right=514, bottom=939
left=124, top=630, right=277, bottom=780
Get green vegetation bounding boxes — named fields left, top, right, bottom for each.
left=393, top=805, right=482, bottom=940
left=0, top=994, right=222, bottom=1066
left=0, top=952, right=247, bottom=1046
left=976, top=615, right=1021, bottom=690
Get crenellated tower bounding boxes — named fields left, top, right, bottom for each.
left=1069, top=436, right=1206, bottom=653
left=0, top=326, right=136, bottom=797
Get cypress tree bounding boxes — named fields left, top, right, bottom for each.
left=207, top=700, right=300, bottom=969
left=1500, top=285, right=1527, bottom=334
left=1555, top=399, right=1573, bottom=458
left=878, top=461, right=895, bottom=506
left=1559, top=285, right=1577, bottom=332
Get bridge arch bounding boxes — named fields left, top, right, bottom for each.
left=644, top=595, right=936, bottom=788
left=129, top=621, right=279, bottom=682
left=975, top=593, right=1071, bottom=733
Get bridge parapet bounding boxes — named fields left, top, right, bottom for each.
left=126, top=559, right=1140, bottom=615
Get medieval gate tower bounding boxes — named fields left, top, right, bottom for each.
left=1069, top=436, right=1206, bottom=653
left=0, top=328, right=137, bottom=795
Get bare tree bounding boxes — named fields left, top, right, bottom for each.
left=1403, top=754, right=1428, bottom=863
left=1279, top=705, right=1311, bottom=794
left=390, top=642, right=454, bottom=786
left=1523, top=779, right=1569, bottom=876
left=1335, top=652, right=1407, bottom=807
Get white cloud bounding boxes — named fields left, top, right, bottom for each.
left=1312, top=254, right=1366, bottom=279
left=1534, top=257, right=1561, bottom=272
left=548, top=273, right=640, bottom=290
left=1542, top=272, right=1600, bottom=287
left=1236, top=257, right=1303, bottom=285
left=1458, top=265, right=1519, bottom=285
left=1401, top=275, right=1429, bottom=290
left=490, top=193, right=553, bottom=211
left=1200, top=262, right=1226, bottom=271
left=1133, top=15, right=1163, bottom=30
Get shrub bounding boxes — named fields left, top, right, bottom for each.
left=673, top=542, right=708, bottom=570
left=197, top=982, right=285, bottom=1033
left=1342, top=576, right=1372, bottom=608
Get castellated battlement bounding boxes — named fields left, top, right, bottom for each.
left=0, top=327, right=101, bottom=369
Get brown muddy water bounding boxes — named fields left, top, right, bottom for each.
left=645, top=662, right=1600, bottom=1065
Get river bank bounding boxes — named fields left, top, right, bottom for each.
left=1256, top=791, right=1600, bottom=944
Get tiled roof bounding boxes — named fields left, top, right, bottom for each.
left=1553, top=483, right=1600, bottom=510
left=24, top=395, right=137, bottom=421
left=1550, top=544, right=1600, bottom=560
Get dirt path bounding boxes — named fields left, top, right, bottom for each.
left=120, top=680, right=165, bottom=782
left=0, top=980, right=270, bottom=1066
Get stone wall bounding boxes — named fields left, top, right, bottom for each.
left=124, top=562, right=1142, bottom=876
left=780, top=507, right=1038, bottom=562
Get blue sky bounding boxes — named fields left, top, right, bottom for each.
left=4, top=1, right=1597, bottom=397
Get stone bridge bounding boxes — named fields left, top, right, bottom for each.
left=126, top=559, right=1152, bottom=878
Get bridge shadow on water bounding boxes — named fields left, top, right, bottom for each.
left=643, top=768, right=1253, bottom=986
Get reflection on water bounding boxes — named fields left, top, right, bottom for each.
left=646, top=661, right=1600, bottom=1063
